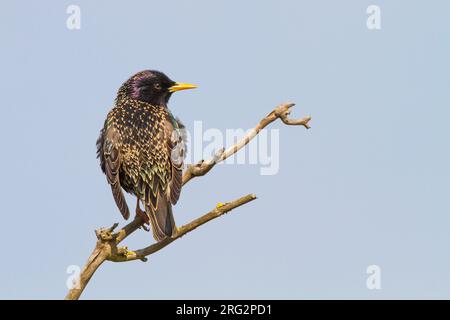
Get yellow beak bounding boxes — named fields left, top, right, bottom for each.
left=169, top=82, right=198, bottom=93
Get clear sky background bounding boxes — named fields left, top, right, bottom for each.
left=0, top=0, right=449, bottom=299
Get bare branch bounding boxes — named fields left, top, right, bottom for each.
left=182, top=102, right=310, bottom=184
left=65, top=194, right=256, bottom=300
left=108, top=194, right=257, bottom=262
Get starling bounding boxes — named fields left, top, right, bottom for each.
left=96, top=70, right=197, bottom=241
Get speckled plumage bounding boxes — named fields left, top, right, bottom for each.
left=97, top=71, right=189, bottom=241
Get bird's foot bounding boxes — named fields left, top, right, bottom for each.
left=135, top=207, right=150, bottom=231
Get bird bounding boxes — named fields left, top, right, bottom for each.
left=96, top=70, right=196, bottom=241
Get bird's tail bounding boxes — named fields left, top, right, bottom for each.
left=145, top=194, right=177, bottom=242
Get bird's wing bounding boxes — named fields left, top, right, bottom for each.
left=166, top=117, right=186, bottom=205
left=97, top=126, right=130, bottom=220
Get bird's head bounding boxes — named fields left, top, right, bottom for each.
left=117, top=70, right=197, bottom=105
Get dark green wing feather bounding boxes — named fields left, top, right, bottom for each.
left=97, top=124, right=130, bottom=220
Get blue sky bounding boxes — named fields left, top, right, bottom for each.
left=0, top=0, right=449, bottom=299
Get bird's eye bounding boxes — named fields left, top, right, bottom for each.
left=154, top=83, right=162, bottom=90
